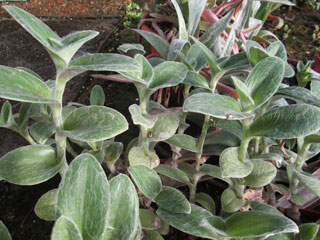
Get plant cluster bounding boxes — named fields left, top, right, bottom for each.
left=0, top=1, right=320, bottom=240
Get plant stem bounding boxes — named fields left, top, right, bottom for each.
left=190, top=115, right=210, bottom=203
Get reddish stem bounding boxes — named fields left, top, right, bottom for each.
left=214, top=0, right=242, bottom=15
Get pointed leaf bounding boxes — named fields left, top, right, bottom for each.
left=129, top=104, right=157, bottom=129
left=225, top=211, right=299, bottom=238
left=200, top=10, right=234, bottom=49
left=168, top=39, right=189, bottom=61
left=155, top=164, right=190, bottom=184
left=187, top=44, right=207, bottom=71
left=0, top=145, right=60, bottom=185
left=57, top=154, right=109, bottom=240
left=147, top=113, right=179, bottom=142
left=0, top=221, right=12, bottom=240
left=276, top=86, right=320, bottom=106
left=118, top=43, right=146, bottom=56
left=188, top=0, right=206, bottom=36
left=171, top=0, right=188, bottom=40
left=128, top=146, right=160, bottom=168
left=165, top=134, right=198, bottom=153
left=35, top=188, right=59, bottom=221
left=244, top=159, right=277, bottom=187
left=184, top=93, right=254, bottom=120
left=69, top=54, right=140, bottom=73
left=104, top=174, right=139, bottom=240
left=148, top=62, right=187, bottom=91
left=232, top=76, right=255, bottom=110
left=183, top=71, right=210, bottom=89
left=156, top=204, right=227, bottom=239
left=250, top=201, right=285, bottom=217
left=219, top=147, right=253, bottom=178
left=249, top=104, right=320, bottom=139
left=132, top=30, right=169, bottom=58
left=195, top=193, right=216, bottom=215
left=249, top=46, right=270, bottom=65
left=267, top=41, right=287, bottom=61
left=0, top=101, right=15, bottom=127
left=246, top=57, right=285, bottom=110
left=63, top=106, right=128, bottom=142
left=30, top=121, right=56, bottom=144
left=90, top=85, right=105, bottom=106
left=220, top=28, right=235, bottom=58
left=154, top=186, right=190, bottom=213
left=51, top=216, right=83, bottom=240
left=128, top=165, right=162, bottom=199
left=0, top=66, right=55, bottom=103
left=294, top=170, right=320, bottom=196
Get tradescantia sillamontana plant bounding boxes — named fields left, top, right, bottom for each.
left=0, top=2, right=320, bottom=240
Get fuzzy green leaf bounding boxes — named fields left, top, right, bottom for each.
left=129, top=104, right=157, bottom=128
left=244, top=159, right=277, bottom=187
left=128, top=146, right=160, bottom=168
left=155, top=186, right=191, bottom=214
left=165, top=134, right=198, bottom=153
left=225, top=211, right=299, bottom=238
left=30, top=121, right=55, bottom=144
left=34, top=188, right=59, bottom=221
left=171, top=0, right=188, bottom=40
left=139, top=209, right=162, bottom=230
left=156, top=204, right=227, bottom=239
left=0, top=66, right=56, bottom=103
left=128, top=165, right=162, bottom=199
left=142, top=230, right=164, bottom=240
left=276, top=86, right=320, bottom=106
left=184, top=93, right=254, bottom=120
left=0, top=145, right=60, bottom=185
left=117, top=43, right=145, bottom=56
left=90, top=85, right=105, bottom=106
left=57, top=154, right=109, bottom=240
left=294, top=170, right=320, bottom=196
left=188, top=0, right=206, bottom=36
left=296, top=223, right=319, bottom=240
left=104, top=142, right=123, bottom=165
left=63, top=106, right=128, bottom=142
left=220, top=147, right=253, bottom=178
left=221, top=188, right=244, bottom=213
left=199, top=164, right=232, bottom=184
left=51, top=216, right=83, bottom=240
left=0, top=221, right=12, bottom=240
left=147, top=113, right=179, bottom=142
left=249, top=104, right=320, bottom=139
left=232, top=76, right=255, bottom=110
left=155, top=164, right=190, bottom=184
left=183, top=71, right=210, bottom=89
left=104, top=174, right=139, bottom=240
left=195, top=193, right=216, bottom=215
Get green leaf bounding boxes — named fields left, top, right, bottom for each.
left=132, top=30, right=169, bottom=58
left=199, top=164, right=232, bottom=184
left=128, top=146, right=160, bottom=168
left=311, top=80, right=320, bottom=98
left=154, top=186, right=191, bottom=214
left=276, top=86, right=320, bottom=106
left=244, top=159, right=277, bottom=187
left=250, top=201, right=284, bottom=217
left=267, top=41, right=287, bottom=61
left=219, top=52, right=250, bottom=71
left=0, top=101, right=15, bottom=127
left=34, top=188, right=59, bottom=221
left=117, top=43, right=146, bottom=57
left=139, top=209, right=162, bottom=230
left=128, top=165, right=162, bottom=199
left=156, top=204, right=227, bottom=239
left=0, top=221, right=12, bottom=240
left=246, top=57, right=285, bottom=110
left=219, top=147, right=253, bottom=178
left=213, top=119, right=243, bottom=139
left=184, top=93, right=254, bottom=120
left=225, top=211, right=299, bottom=238
left=51, top=216, right=83, bottom=240
left=232, top=0, right=252, bottom=30
left=0, top=66, right=56, bottom=103
left=183, top=71, right=210, bottom=89
left=30, top=121, right=55, bottom=144
left=148, top=62, right=187, bottom=91
left=69, top=53, right=140, bottom=73
left=221, top=188, right=245, bottom=213
left=220, top=28, right=235, bottom=58
left=168, top=39, right=189, bottom=61
left=147, top=113, right=179, bottom=142
left=178, top=162, right=195, bottom=181
left=232, top=76, right=255, bottom=111
left=195, top=193, right=216, bottom=215
left=165, top=134, right=198, bottom=153
left=171, top=0, right=188, bottom=40
left=129, top=104, right=157, bottom=129
left=90, top=85, right=105, bottom=106
left=296, top=223, right=319, bottom=240
left=142, top=230, right=164, bottom=240
left=155, top=164, right=190, bottom=184
left=57, top=154, right=109, bottom=240
left=63, top=106, right=128, bottom=142
left=248, top=104, right=320, bottom=139
left=205, top=129, right=241, bottom=147
left=104, top=174, right=139, bottom=240
left=258, top=0, right=295, bottom=6
left=0, top=145, right=60, bottom=185
left=294, top=170, right=320, bottom=196
left=200, top=10, right=234, bottom=49
left=188, top=0, right=206, bottom=36
left=104, top=142, right=123, bottom=165
left=249, top=47, right=269, bottom=66
left=187, top=44, right=207, bottom=71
